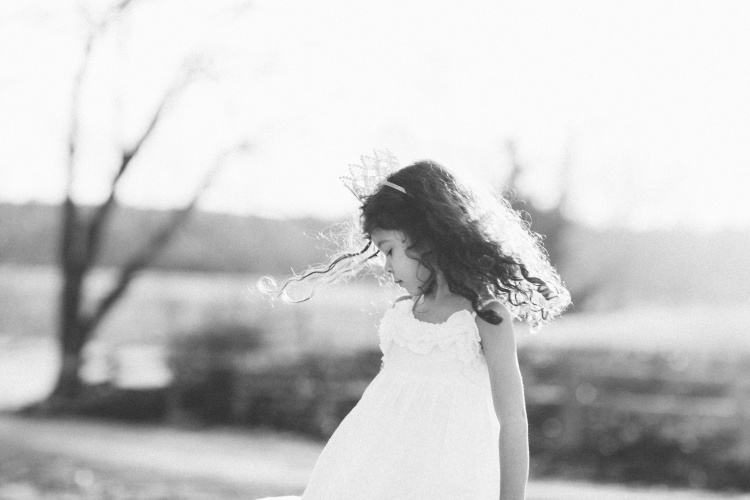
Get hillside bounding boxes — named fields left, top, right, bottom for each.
left=560, top=225, right=750, bottom=310
left=0, top=202, right=332, bottom=274
left=1, top=202, right=749, bottom=309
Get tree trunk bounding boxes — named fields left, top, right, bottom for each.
left=46, top=198, right=90, bottom=407
left=51, top=350, right=84, bottom=401
left=29, top=0, right=242, bottom=416
left=49, top=265, right=87, bottom=402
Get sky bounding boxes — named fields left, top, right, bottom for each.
left=1, top=0, right=749, bottom=230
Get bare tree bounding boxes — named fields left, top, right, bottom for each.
left=501, top=138, right=599, bottom=311
left=502, top=138, right=568, bottom=267
left=36, top=1, right=250, bottom=409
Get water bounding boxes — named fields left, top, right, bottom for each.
left=0, top=338, right=58, bottom=410
left=0, top=338, right=172, bottom=410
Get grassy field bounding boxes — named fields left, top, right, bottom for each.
left=1, top=414, right=748, bottom=500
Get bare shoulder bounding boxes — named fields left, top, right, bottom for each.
left=440, top=295, right=474, bottom=317
left=476, top=299, right=513, bottom=325
left=475, top=300, right=516, bottom=356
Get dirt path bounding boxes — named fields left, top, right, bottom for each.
left=0, top=414, right=319, bottom=495
left=0, top=414, right=747, bottom=500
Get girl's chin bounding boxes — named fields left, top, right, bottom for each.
left=397, top=283, right=417, bottom=296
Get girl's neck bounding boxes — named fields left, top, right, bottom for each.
left=420, top=271, right=454, bottom=304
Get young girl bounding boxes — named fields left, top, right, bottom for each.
left=259, top=151, right=570, bottom=500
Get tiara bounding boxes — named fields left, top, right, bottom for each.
left=340, top=149, right=407, bottom=201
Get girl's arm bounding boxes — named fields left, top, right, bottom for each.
left=476, top=302, right=528, bottom=500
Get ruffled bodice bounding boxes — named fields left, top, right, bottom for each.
left=377, top=298, right=490, bottom=388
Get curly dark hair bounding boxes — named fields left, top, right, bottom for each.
left=259, top=160, right=570, bottom=328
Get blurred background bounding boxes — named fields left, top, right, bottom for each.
left=1, top=0, right=750, bottom=498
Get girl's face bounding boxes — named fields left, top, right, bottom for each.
left=370, top=228, right=431, bottom=296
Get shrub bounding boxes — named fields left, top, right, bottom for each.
left=72, top=385, right=171, bottom=422
left=168, top=323, right=267, bottom=424
left=234, top=349, right=382, bottom=438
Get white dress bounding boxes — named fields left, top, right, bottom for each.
left=262, top=298, right=500, bottom=500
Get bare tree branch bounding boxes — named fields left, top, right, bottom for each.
left=85, top=92, right=172, bottom=263
left=64, top=33, right=94, bottom=198
left=81, top=142, right=251, bottom=338
left=59, top=25, right=97, bottom=273
left=113, top=0, right=138, bottom=13
left=113, top=55, right=214, bottom=191
left=86, top=53, right=207, bottom=266
left=66, top=0, right=139, bottom=193
left=94, top=0, right=139, bottom=32
left=63, top=0, right=143, bottom=269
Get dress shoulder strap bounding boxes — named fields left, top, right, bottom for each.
left=479, top=298, right=501, bottom=310
left=393, top=295, right=412, bottom=304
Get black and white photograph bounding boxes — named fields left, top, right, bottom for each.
left=1, top=1, right=749, bottom=499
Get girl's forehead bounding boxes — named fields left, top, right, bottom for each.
left=370, top=228, right=405, bottom=246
